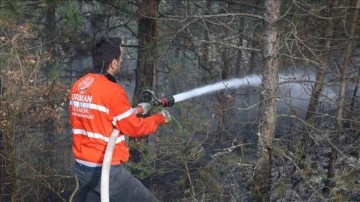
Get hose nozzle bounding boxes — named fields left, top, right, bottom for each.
left=139, top=90, right=175, bottom=107
left=159, top=96, right=175, bottom=107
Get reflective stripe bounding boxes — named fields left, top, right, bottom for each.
left=70, top=100, right=109, bottom=114
left=75, top=159, right=122, bottom=167
left=72, top=129, right=125, bottom=143
left=76, top=159, right=102, bottom=167
left=112, top=108, right=136, bottom=125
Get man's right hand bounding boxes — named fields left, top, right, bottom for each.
left=160, top=109, right=171, bottom=123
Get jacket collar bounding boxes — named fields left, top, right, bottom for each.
left=92, top=67, right=117, bottom=83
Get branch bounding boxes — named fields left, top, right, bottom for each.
left=161, top=12, right=264, bottom=21
left=216, top=0, right=265, bottom=9
left=201, top=40, right=262, bottom=52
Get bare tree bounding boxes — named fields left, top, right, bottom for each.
left=324, top=0, right=360, bottom=195
left=252, top=0, right=280, bottom=201
left=43, top=0, right=56, bottom=177
left=297, top=0, right=339, bottom=170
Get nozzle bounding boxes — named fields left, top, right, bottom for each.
left=139, top=90, right=175, bottom=107
left=159, top=96, right=175, bottom=107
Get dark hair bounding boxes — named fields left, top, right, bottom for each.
left=92, top=37, right=122, bottom=71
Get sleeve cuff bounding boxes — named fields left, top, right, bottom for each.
left=151, top=113, right=166, bottom=124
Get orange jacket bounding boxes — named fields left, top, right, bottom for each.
left=69, top=73, right=166, bottom=165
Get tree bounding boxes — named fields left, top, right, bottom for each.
left=133, top=0, right=160, bottom=101
left=0, top=1, right=77, bottom=201
left=252, top=0, right=280, bottom=201
left=324, top=0, right=360, bottom=196
left=43, top=0, right=57, bottom=179
left=297, top=0, right=339, bottom=171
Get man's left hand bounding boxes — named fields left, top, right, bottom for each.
left=137, top=103, right=152, bottom=115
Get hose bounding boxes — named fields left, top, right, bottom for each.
left=100, top=106, right=164, bottom=201
left=100, top=107, right=141, bottom=201
left=101, top=128, right=119, bottom=202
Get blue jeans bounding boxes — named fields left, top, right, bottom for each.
left=74, top=161, right=158, bottom=202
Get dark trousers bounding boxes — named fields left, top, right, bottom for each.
left=74, top=161, right=158, bottom=202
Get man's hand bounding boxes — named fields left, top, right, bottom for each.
left=160, top=109, right=171, bottom=123
left=137, top=103, right=151, bottom=115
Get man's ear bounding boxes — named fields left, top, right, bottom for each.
left=110, top=59, right=117, bottom=69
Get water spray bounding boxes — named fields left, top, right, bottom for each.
left=139, top=74, right=262, bottom=107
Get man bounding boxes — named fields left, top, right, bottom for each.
left=69, top=37, right=170, bottom=201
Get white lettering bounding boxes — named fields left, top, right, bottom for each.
left=71, top=94, right=93, bottom=103
left=72, top=106, right=89, bottom=113
left=72, top=111, right=94, bottom=119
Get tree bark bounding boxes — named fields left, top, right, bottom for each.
left=130, top=0, right=160, bottom=171
left=44, top=0, right=56, bottom=173
left=251, top=0, right=280, bottom=201
left=45, top=1, right=56, bottom=77
left=41, top=3, right=58, bottom=200
left=133, top=0, right=160, bottom=102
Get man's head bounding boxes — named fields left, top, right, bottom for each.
left=92, top=37, right=122, bottom=76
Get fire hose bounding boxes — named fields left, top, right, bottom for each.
left=100, top=90, right=174, bottom=202
left=96, top=74, right=264, bottom=201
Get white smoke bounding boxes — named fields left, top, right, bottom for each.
left=278, top=71, right=338, bottom=116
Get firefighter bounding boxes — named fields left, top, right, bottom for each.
left=69, top=37, right=170, bottom=202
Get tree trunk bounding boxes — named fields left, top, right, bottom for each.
left=199, top=0, right=212, bottom=72
left=133, top=0, right=160, bottom=101
left=42, top=3, right=57, bottom=200
left=216, top=48, right=231, bottom=144
left=44, top=0, right=56, bottom=172
left=1, top=123, right=16, bottom=201
left=44, top=1, right=56, bottom=77
left=251, top=0, right=280, bottom=201
left=350, top=66, right=360, bottom=115
left=130, top=0, right=160, bottom=170
left=323, top=0, right=360, bottom=195
left=297, top=0, right=339, bottom=169
left=0, top=78, right=3, bottom=201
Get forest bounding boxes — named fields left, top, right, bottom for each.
left=0, top=0, right=359, bottom=201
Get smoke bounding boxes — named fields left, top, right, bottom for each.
left=172, top=71, right=340, bottom=116
left=277, top=71, right=339, bottom=117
